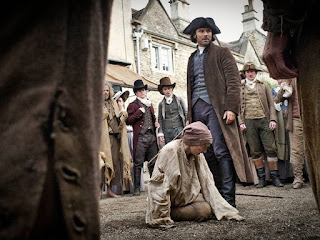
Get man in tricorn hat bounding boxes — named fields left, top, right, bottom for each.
left=157, top=77, right=187, bottom=145
left=183, top=17, right=254, bottom=207
left=126, top=79, right=158, bottom=196
left=239, top=62, right=283, bottom=188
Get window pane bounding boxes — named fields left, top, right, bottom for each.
left=152, top=46, right=159, bottom=69
left=161, top=47, right=169, bottom=71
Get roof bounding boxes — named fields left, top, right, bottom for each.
left=105, top=64, right=158, bottom=90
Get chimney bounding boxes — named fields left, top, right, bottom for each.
left=241, top=0, right=259, bottom=32
left=169, top=0, right=190, bottom=32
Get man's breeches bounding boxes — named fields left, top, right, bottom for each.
left=289, top=118, right=305, bottom=181
left=171, top=194, right=212, bottom=222
left=134, top=132, right=158, bottom=170
left=245, top=118, right=277, bottom=159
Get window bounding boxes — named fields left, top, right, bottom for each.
left=151, top=43, right=173, bottom=73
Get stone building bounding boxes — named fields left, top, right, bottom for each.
left=106, top=0, right=273, bottom=112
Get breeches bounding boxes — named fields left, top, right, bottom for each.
left=134, top=132, right=158, bottom=169
left=171, top=194, right=212, bottom=222
left=289, top=118, right=305, bottom=180
left=245, top=118, right=277, bottom=159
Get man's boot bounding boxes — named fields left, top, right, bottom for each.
left=220, top=158, right=236, bottom=208
left=253, top=158, right=266, bottom=188
left=270, top=170, right=284, bottom=187
left=256, top=168, right=267, bottom=188
left=133, top=167, right=141, bottom=196
left=268, top=158, right=284, bottom=187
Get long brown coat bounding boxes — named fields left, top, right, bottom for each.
left=0, top=1, right=113, bottom=239
left=187, top=42, right=254, bottom=183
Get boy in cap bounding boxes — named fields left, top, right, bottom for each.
left=183, top=17, right=254, bottom=207
left=126, top=79, right=159, bottom=196
left=146, top=121, right=244, bottom=228
left=157, top=77, right=187, bottom=145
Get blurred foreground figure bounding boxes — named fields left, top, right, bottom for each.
left=262, top=0, right=320, bottom=211
left=0, top=1, right=113, bottom=239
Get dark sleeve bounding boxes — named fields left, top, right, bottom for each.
left=157, top=101, right=164, bottom=134
left=262, top=0, right=307, bottom=35
left=126, top=102, right=143, bottom=125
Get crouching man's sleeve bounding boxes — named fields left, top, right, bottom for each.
left=196, top=154, right=245, bottom=221
left=146, top=147, right=179, bottom=228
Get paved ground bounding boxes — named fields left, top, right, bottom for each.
left=99, top=181, right=320, bottom=240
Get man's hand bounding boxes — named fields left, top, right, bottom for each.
left=262, top=32, right=298, bottom=79
left=239, top=123, right=246, bottom=132
left=269, top=121, right=277, bottom=131
left=223, top=111, right=236, bottom=125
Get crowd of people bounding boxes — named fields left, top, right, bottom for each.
left=98, top=16, right=307, bottom=228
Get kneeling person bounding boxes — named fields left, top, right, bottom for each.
left=146, top=122, right=244, bottom=228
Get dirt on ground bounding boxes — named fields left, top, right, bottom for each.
left=99, top=182, right=320, bottom=240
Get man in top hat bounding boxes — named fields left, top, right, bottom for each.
left=239, top=62, right=283, bottom=188
left=157, top=77, right=187, bottom=145
left=126, top=79, right=159, bottom=196
left=183, top=17, right=254, bottom=207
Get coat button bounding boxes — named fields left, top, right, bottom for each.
left=58, top=106, right=74, bottom=131
left=73, top=211, right=86, bottom=233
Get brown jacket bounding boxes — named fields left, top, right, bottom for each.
left=239, top=79, right=277, bottom=124
left=187, top=42, right=254, bottom=183
left=0, top=1, right=113, bottom=239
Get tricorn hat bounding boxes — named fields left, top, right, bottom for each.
left=240, top=62, right=262, bottom=73
left=133, top=79, right=148, bottom=93
left=183, top=17, right=221, bottom=35
left=112, top=90, right=129, bottom=102
left=158, top=77, right=176, bottom=95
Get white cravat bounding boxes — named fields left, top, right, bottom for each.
left=198, top=46, right=205, bottom=55
left=164, top=95, right=173, bottom=104
left=245, top=77, right=257, bottom=89
left=137, top=97, right=151, bottom=107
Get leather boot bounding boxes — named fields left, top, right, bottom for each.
left=270, top=170, right=284, bottom=187
left=256, top=168, right=267, bottom=188
left=220, top=158, right=236, bottom=208
left=133, top=167, right=141, bottom=196
left=268, top=160, right=284, bottom=187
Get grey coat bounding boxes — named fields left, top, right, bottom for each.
left=158, top=94, right=187, bottom=135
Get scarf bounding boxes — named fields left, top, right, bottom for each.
left=245, top=77, right=257, bottom=89
left=137, top=97, right=152, bottom=107
left=164, top=95, right=173, bottom=104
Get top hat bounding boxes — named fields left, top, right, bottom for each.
left=183, top=17, right=221, bottom=35
left=240, top=62, right=262, bottom=73
left=112, top=90, right=129, bottom=102
left=133, top=79, right=148, bottom=93
left=158, top=77, right=176, bottom=95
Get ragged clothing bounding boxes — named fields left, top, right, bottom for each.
left=146, top=139, right=244, bottom=228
